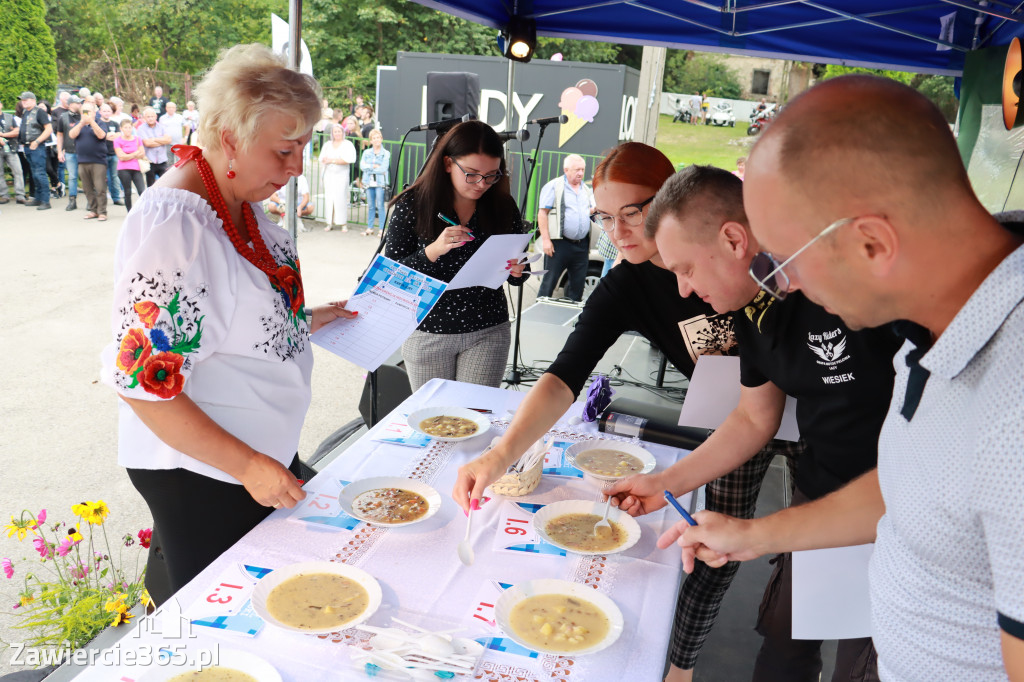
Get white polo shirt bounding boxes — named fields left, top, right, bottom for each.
left=871, top=238, right=1024, bottom=681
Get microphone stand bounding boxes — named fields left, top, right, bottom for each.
left=505, top=119, right=555, bottom=387
left=359, top=124, right=450, bottom=425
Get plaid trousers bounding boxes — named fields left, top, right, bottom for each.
left=668, top=438, right=805, bottom=670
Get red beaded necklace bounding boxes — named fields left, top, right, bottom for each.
left=172, top=144, right=278, bottom=276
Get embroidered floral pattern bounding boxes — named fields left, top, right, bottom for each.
left=113, top=273, right=205, bottom=398
left=253, top=242, right=309, bottom=360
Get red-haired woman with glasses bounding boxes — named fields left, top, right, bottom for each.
left=384, top=120, right=528, bottom=390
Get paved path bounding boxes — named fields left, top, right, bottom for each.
left=0, top=200, right=381, bottom=671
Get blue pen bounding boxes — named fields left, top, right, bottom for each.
left=664, top=490, right=698, bottom=526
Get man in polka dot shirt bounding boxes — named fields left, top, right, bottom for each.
left=661, top=75, right=1024, bottom=681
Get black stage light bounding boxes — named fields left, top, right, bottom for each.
left=500, top=16, right=536, bottom=63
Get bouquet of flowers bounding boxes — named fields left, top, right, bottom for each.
left=1, top=502, right=151, bottom=650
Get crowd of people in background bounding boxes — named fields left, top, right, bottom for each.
left=1, top=83, right=386, bottom=232
left=0, top=84, right=200, bottom=215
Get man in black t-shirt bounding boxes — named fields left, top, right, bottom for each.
left=610, top=165, right=900, bottom=682
left=149, top=86, right=169, bottom=118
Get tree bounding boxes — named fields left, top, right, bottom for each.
left=819, top=64, right=958, bottom=122
left=663, top=50, right=741, bottom=99
left=1, top=0, right=59, bottom=106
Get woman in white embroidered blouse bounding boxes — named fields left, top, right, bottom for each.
left=100, top=44, right=355, bottom=605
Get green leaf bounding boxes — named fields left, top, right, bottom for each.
left=166, top=291, right=180, bottom=317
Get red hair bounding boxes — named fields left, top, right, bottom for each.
left=592, top=142, right=675, bottom=194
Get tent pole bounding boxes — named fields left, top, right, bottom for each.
left=286, top=0, right=302, bottom=241
left=634, top=46, right=666, bottom=146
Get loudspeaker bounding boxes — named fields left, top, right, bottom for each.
left=425, top=72, right=480, bottom=145
left=358, top=363, right=412, bottom=428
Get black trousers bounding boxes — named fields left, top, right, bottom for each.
left=127, top=456, right=300, bottom=606
left=145, top=161, right=169, bottom=187
left=537, top=238, right=589, bottom=301
left=118, top=169, right=146, bottom=212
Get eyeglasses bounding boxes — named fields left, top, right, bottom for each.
left=748, top=217, right=855, bottom=300
left=450, top=157, right=503, bottom=185
left=590, top=196, right=655, bottom=233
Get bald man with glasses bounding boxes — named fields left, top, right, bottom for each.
left=609, top=164, right=902, bottom=682
left=662, top=76, right=1024, bottom=681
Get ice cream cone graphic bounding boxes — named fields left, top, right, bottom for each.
left=559, top=110, right=587, bottom=146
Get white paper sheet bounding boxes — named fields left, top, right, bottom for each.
left=311, top=255, right=447, bottom=371
left=791, top=544, right=874, bottom=640
left=677, top=355, right=800, bottom=440
left=445, top=233, right=533, bottom=290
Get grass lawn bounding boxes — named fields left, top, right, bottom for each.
left=654, top=113, right=755, bottom=172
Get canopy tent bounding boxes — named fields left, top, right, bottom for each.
left=404, top=0, right=1024, bottom=76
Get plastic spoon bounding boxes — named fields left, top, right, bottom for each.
left=458, top=499, right=479, bottom=566
left=593, top=497, right=613, bottom=536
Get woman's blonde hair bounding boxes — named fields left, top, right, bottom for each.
left=195, top=43, right=321, bottom=153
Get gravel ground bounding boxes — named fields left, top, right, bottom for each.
left=0, top=200, right=380, bottom=674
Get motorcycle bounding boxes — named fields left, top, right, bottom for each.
left=671, top=99, right=691, bottom=124
left=747, top=104, right=776, bottom=136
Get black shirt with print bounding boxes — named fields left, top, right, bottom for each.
left=733, top=290, right=902, bottom=499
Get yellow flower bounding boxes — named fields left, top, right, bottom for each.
left=111, top=608, right=133, bottom=626
left=104, top=597, right=126, bottom=613
left=105, top=595, right=132, bottom=626
left=67, top=525, right=83, bottom=543
left=73, top=500, right=110, bottom=526
left=18, top=594, right=34, bottom=607
left=141, top=589, right=155, bottom=610
left=4, top=516, right=32, bottom=541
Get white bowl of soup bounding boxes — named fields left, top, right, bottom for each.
left=141, top=649, right=281, bottom=681
left=407, top=406, right=490, bottom=442
left=532, top=500, right=642, bottom=556
left=565, top=440, right=656, bottom=488
left=251, top=561, right=382, bottom=635
left=494, top=579, right=624, bottom=657
left=339, top=477, right=442, bottom=527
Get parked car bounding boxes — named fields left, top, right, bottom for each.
left=709, top=102, right=735, bottom=127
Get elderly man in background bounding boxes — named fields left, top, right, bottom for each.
left=149, top=85, right=168, bottom=118
left=18, top=91, right=53, bottom=210
left=159, top=101, right=185, bottom=164
left=536, top=154, right=594, bottom=301
left=664, top=75, right=1024, bottom=682
left=136, top=106, right=171, bottom=186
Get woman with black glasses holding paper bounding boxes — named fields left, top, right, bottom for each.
left=384, top=120, right=528, bottom=391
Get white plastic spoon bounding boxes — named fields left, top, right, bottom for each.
left=458, top=499, right=478, bottom=566
left=593, top=497, right=613, bottom=536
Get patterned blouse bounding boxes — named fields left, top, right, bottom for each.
left=99, top=187, right=313, bottom=483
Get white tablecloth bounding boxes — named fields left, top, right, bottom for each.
left=74, top=379, right=692, bottom=681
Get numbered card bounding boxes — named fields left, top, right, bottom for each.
left=542, top=441, right=583, bottom=478
left=185, top=564, right=272, bottom=637
left=287, top=479, right=363, bottom=531
left=464, top=580, right=540, bottom=660
left=370, top=416, right=432, bottom=448
left=492, top=501, right=567, bottom=557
